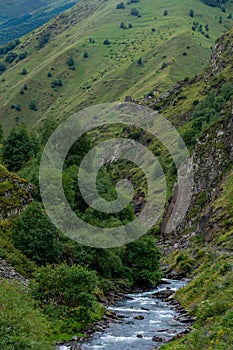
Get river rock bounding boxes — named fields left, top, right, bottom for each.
left=152, top=290, right=174, bottom=299
left=125, top=320, right=134, bottom=324
left=175, top=315, right=195, bottom=323
left=173, top=328, right=192, bottom=339
left=157, top=328, right=168, bottom=332
left=134, top=315, right=144, bottom=320
left=152, top=336, right=164, bottom=342
left=70, top=342, right=82, bottom=350
left=141, top=307, right=150, bottom=311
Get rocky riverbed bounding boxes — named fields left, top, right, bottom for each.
left=57, top=278, right=194, bottom=350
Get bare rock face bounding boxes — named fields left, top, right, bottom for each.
left=210, top=30, right=233, bottom=76
left=0, top=258, right=28, bottom=285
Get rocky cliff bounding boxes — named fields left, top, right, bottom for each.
left=0, top=164, right=33, bottom=219
left=159, top=28, right=233, bottom=245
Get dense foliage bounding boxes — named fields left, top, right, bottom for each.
left=182, top=82, right=233, bottom=147
left=2, top=125, right=39, bottom=171
left=12, top=202, right=62, bottom=266
left=31, top=263, right=100, bottom=333
left=0, top=117, right=163, bottom=342
left=0, top=3, right=77, bottom=45
left=200, top=0, right=228, bottom=7
left=0, top=280, right=53, bottom=350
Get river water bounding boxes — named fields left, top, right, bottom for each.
left=57, top=279, right=188, bottom=350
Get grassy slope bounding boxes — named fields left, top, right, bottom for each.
left=0, top=0, right=80, bottom=44
left=0, top=0, right=233, bottom=133
left=0, top=0, right=78, bottom=22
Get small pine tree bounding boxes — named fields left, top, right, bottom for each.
left=67, top=56, right=75, bottom=67
left=120, top=22, right=126, bottom=29
left=131, top=8, right=139, bottom=16
left=83, top=51, right=89, bottom=58
left=137, top=57, right=142, bottom=66
left=0, top=62, right=6, bottom=73
left=116, top=2, right=125, bottom=9
left=15, top=104, right=21, bottom=111
left=29, top=100, right=37, bottom=111
left=189, top=9, right=194, bottom=18
left=103, top=39, right=111, bottom=45
left=21, top=68, right=27, bottom=75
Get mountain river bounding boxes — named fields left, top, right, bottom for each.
left=57, top=278, right=189, bottom=350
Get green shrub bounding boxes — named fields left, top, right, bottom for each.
left=12, top=202, right=62, bottom=266
left=116, top=2, right=125, bottom=9
left=29, top=100, right=37, bottom=110
left=0, top=62, right=6, bottom=73
left=2, top=125, right=39, bottom=171
left=122, top=235, right=162, bottom=287
left=0, top=280, right=52, bottom=350
left=31, top=263, right=99, bottom=329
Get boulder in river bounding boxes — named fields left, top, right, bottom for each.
left=134, top=315, right=144, bottom=320
left=70, top=342, right=82, bottom=350
left=152, top=290, right=174, bottom=299
left=152, top=335, right=164, bottom=342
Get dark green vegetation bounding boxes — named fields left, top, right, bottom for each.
left=0, top=0, right=80, bottom=45
left=0, top=280, right=53, bottom=349
left=0, top=0, right=233, bottom=133
left=1, top=125, right=39, bottom=171
left=201, top=0, right=228, bottom=7
left=0, top=121, right=162, bottom=344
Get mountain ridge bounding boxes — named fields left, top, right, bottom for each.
left=0, top=0, right=233, bottom=134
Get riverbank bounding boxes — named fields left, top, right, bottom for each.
left=56, top=279, right=194, bottom=350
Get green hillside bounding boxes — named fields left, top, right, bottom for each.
left=0, top=0, right=233, bottom=134
left=0, top=0, right=80, bottom=45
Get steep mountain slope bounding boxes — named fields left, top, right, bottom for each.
left=145, top=25, right=233, bottom=350
left=0, top=0, right=233, bottom=134
left=0, top=0, right=80, bottom=44
left=0, top=0, right=74, bottom=20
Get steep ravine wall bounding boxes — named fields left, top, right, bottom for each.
left=162, top=103, right=233, bottom=242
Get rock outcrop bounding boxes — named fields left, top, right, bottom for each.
left=0, top=164, right=33, bottom=219
left=0, top=258, right=28, bottom=285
